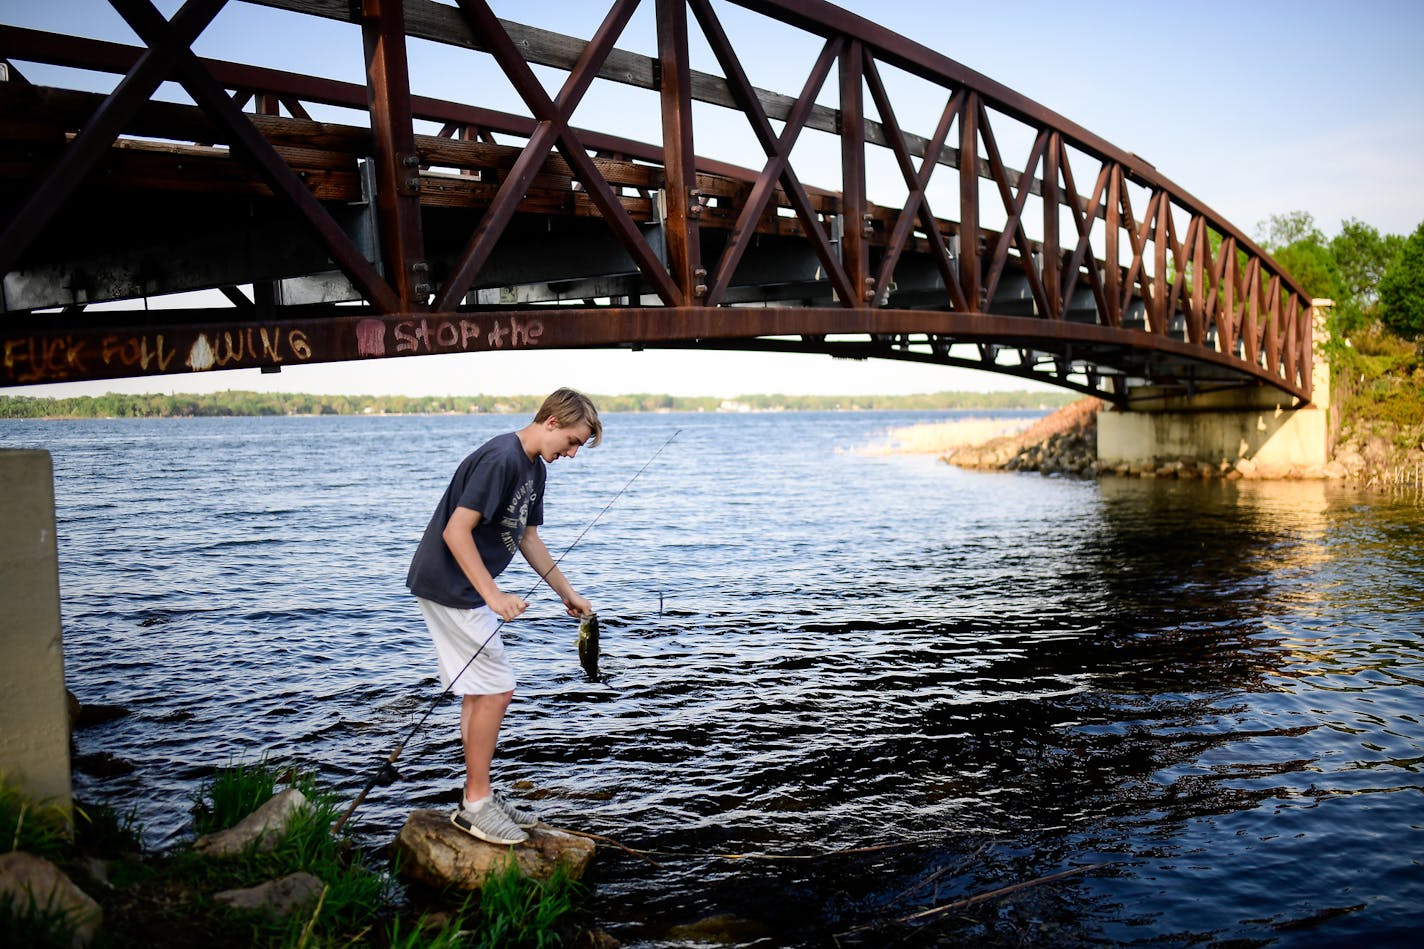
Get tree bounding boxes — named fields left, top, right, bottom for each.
left=1273, top=239, right=1343, bottom=302
left=1378, top=221, right=1424, bottom=342
left=1329, top=219, right=1405, bottom=335
left=1254, top=210, right=1344, bottom=306
left=1256, top=210, right=1323, bottom=251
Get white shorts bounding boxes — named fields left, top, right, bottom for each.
left=417, top=598, right=517, bottom=695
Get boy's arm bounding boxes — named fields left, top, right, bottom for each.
left=442, top=506, right=528, bottom=621
left=520, top=526, right=592, bottom=618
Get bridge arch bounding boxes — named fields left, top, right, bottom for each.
left=0, top=0, right=1314, bottom=405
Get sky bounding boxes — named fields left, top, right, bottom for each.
left=4, top=0, right=1423, bottom=399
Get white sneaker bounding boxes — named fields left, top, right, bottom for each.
left=495, top=791, right=540, bottom=829
left=451, top=798, right=528, bottom=845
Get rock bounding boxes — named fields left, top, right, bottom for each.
left=946, top=397, right=1103, bottom=477
left=1337, top=449, right=1366, bottom=471
left=0, top=851, right=102, bottom=948
left=393, top=809, right=595, bottom=891
left=73, top=702, right=132, bottom=729
left=1362, top=435, right=1393, bottom=466
left=214, top=871, right=324, bottom=920
left=193, top=788, right=309, bottom=857
left=80, top=858, right=112, bottom=890
left=665, top=913, right=773, bottom=944
left=72, top=752, right=137, bottom=777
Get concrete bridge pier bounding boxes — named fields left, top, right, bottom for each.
left=1098, top=304, right=1334, bottom=475
left=0, top=450, right=72, bottom=818
left=1097, top=387, right=1330, bottom=475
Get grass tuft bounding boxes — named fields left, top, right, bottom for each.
left=3, top=763, right=593, bottom=947
left=73, top=800, right=143, bottom=857
left=0, top=891, right=82, bottom=949
left=472, top=859, right=585, bottom=949
left=176, top=760, right=394, bottom=944
left=0, top=778, right=71, bottom=858
left=188, top=757, right=281, bottom=836
left=382, top=896, right=476, bottom=949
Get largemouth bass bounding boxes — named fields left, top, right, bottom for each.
left=577, top=612, right=600, bottom=678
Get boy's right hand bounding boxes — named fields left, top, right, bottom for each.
left=485, top=591, right=529, bottom=622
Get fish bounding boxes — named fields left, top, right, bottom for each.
left=577, top=612, right=600, bottom=678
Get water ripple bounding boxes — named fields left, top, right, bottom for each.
left=4, top=413, right=1422, bottom=946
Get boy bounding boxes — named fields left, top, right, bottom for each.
left=407, top=388, right=602, bottom=845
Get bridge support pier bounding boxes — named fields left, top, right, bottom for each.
left=0, top=450, right=72, bottom=818
left=1099, top=305, right=1333, bottom=474
left=1097, top=388, right=1329, bottom=473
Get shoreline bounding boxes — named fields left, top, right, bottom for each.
left=884, top=397, right=1424, bottom=486
left=0, top=390, right=1075, bottom=421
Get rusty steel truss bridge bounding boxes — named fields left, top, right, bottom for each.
left=0, top=0, right=1315, bottom=404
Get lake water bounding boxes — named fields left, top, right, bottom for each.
left=4, top=411, right=1423, bottom=946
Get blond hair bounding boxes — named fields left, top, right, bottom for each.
left=534, top=388, right=602, bottom=447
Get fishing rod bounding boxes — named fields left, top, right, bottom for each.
left=332, top=427, right=681, bottom=834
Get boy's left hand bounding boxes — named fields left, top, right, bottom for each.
left=563, top=592, right=593, bottom=618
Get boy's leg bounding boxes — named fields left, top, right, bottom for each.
left=418, top=598, right=529, bottom=841
left=460, top=690, right=513, bottom=803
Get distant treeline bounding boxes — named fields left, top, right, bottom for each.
left=0, top=389, right=1073, bottom=419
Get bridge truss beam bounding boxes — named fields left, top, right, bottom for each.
left=0, top=0, right=1314, bottom=404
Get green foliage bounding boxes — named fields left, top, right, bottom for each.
left=1379, top=220, right=1424, bottom=341
left=73, top=800, right=143, bottom=857
left=1332, top=325, right=1424, bottom=450
left=1350, top=324, right=1418, bottom=363
left=263, top=801, right=389, bottom=933
left=1272, top=239, right=1343, bottom=301
left=472, top=860, right=584, bottom=949
left=1256, top=210, right=1324, bottom=250
left=0, top=890, right=82, bottom=949
left=383, top=897, right=478, bottom=949
left=189, top=758, right=280, bottom=836
left=1355, top=378, right=1424, bottom=437
left=0, top=764, right=557, bottom=949
left=0, top=389, right=1074, bottom=419
left=1329, top=218, right=1405, bottom=335
left=0, top=778, right=71, bottom=858
left=1250, top=212, right=1420, bottom=422
left=154, top=762, right=386, bottom=947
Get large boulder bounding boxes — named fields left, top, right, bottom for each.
left=393, top=809, right=595, bottom=891
left=193, top=787, right=309, bottom=857
left=0, top=851, right=102, bottom=948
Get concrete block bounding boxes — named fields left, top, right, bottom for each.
left=0, top=450, right=71, bottom=814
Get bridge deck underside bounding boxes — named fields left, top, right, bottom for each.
left=0, top=94, right=1287, bottom=403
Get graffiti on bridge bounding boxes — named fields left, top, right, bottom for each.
left=358, top=315, right=545, bottom=358
left=2, top=315, right=549, bottom=385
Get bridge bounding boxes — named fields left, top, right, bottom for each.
left=0, top=0, right=1315, bottom=406
left=0, top=0, right=1334, bottom=818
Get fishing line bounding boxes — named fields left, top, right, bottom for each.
left=333, top=427, right=682, bottom=834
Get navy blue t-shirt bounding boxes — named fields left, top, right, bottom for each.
left=407, top=432, right=545, bottom=608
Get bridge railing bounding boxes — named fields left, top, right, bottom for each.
left=0, top=0, right=1312, bottom=400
